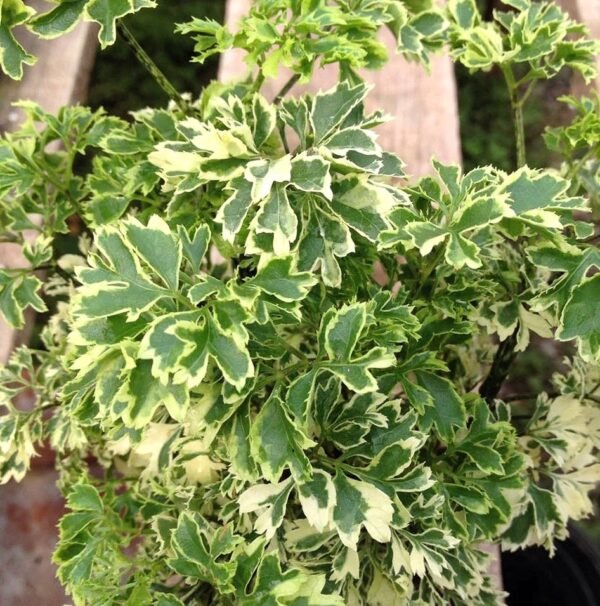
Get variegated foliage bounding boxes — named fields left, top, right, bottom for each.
left=0, top=0, right=599, bottom=605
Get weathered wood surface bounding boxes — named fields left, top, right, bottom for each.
left=0, top=8, right=97, bottom=604
left=221, top=0, right=503, bottom=594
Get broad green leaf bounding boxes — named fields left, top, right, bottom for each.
left=245, top=155, right=292, bottom=202
left=123, top=215, right=181, bottom=290
left=0, top=0, right=36, bottom=79
left=298, top=207, right=355, bottom=288
left=297, top=470, right=336, bottom=532
left=169, top=512, right=237, bottom=592
left=252, top=93, right=276, bottom=148
left=0, top=272, right=47, bottom=328
left=138, top=312, right=200, bottom=384
left=207, top=315, right=253, bottom=391
left=254, top=183, right=298, bottom=255
left=249, top=256, right=316, bottom=302
left=290, top=153, right=333, bottom=200
left=120, top=359, right=189, bottom=428
left=73, top=226, right=170, bottom=321
left=326, top=347, right=395, bottom=394
left=322, top=303, right=395, bottom=393
left=239, top=478, right=294, bottom=539
left=178, top=224, right=210, bottom=274
left=66, top=484, right=103, bottom=513
left=250, top=390, right=314, bottom=482
left=557, top=274, right=600, bottom=361
left=311, top=82, right=369, bottom=143
left=85, top=0, right=157, bottom=48
left=416, top=372, right=466, bottom=441
left=216, top=177, right=254, bottom=242
left=0, top=35, right=33, bottom=82
left=405, top=222, right=448, bottom=256
left=445, top=233, right=481, bottom=269
left=332, top=472, right=393, bottom=549
left=287, top=369, right=319, bottom=427
left=29, top=0, right=88, bottom=38
left=324, top=303, right=366, bottom=360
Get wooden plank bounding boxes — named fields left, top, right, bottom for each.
left=0, top=9, right=97, bottom=605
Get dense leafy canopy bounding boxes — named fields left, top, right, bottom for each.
left=0, top=1, right=599, bottom=605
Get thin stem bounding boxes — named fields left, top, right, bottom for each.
left=501, top=65, right=527, bottom=168
left=479, top=328, right=519, bottom=404
left=117, top=22, right=186, bottom=110
left=274, top=73, right=301, bottom=105
left=252, top=70, right=266, bottom=94
left=565, top=146, right=598, bottom=191
left=414, top=244, right=446, bottom=299
left=519, top=80, right=536, bottom=107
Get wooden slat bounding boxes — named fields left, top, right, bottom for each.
left=0, top=9, right=97, bottom=605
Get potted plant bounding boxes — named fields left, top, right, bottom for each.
left=0, top=0, right=599, bottom=604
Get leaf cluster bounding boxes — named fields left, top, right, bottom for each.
left=0, top=1, right=599, bottom=605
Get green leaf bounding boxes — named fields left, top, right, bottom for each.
left=252, top=93, right=276, bottom=148
left=120, top=359, right=189, bottom=428
left=169, top=512, right=237, bottom=592
left=530, top=244, right=600, bottom=310
left=250, top=390, right=314, bottom=482
left=246, top=156, right=292, bottom=202
left=85, top=0, right=157, bottom=48
left=287, top=369, right=318, bottom=427
left=123, top=215, right=181, bottom=290
left=66, top=484, right=103, bottom=513
left=332, top=472, right=393, bottom=549
left=557, top=274, right=600, bottom=361
left=207, top=314, right=254, bottom=391
left=254, top=183, right=298, bottom=255
left=249, top=256, right=317, bottom=302
left=138, top=312, right=200, bottom=384
left=445, top=233, right=481, bottom=269
left=216, top=177, right=254, bottom=243
left=290, top=153, right=333, bottom=199
left=178, top=223, right=210, bottom=274
left=416, top=372, right=466, bottom=441
left=324, top=303, right=366, bottom=360
left=0, top=0, right=36, bottom=79
left=322, top=304, right=395, bottom=393
left=73, top=226, right=170, bottom=321
left=297, top=470, right=336, bottom=532
left=311, top=82, right=369, bottom=143
left=0, top=272, right=47, bottom=328
left=298, top=207, right=354, bottom=288
left=405, top=222, right=448, bottom=256
left=239, top=478, right=294, bottom=539
left=500, top=167, right=574, bottom=214
left=29, top=0, right=87, bottom=38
